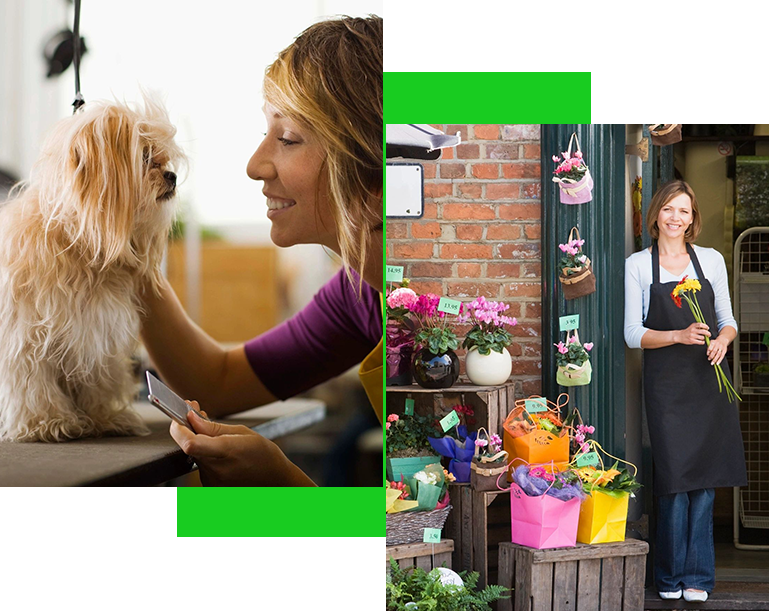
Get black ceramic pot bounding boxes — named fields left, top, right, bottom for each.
left=411, top=348, right=460, bottom=389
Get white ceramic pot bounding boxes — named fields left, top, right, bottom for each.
left=465, top=346, right=512, bottom=386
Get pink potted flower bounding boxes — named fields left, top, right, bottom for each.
left=457, top=296, right=517, bottom=386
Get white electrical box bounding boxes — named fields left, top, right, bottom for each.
left=385, top=163, right=423, bottom=218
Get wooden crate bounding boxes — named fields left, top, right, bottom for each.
left=386, top=540, right=454, bottom=573
left=386, top=383, right=516, bottom=437
left=444, top=482, right=510, bottom=588
left=497, top=539, right=649, bottom=611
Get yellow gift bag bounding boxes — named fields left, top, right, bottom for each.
left=572, top=440, right=640, bottom=544
left=577, top=489, right=630, bottom=544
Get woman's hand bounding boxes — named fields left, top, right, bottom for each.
left=169, top=401, right=316, bottom=487
left=675, top=322, right=711, bottom=346
left=707, top=335, right=730, bottom=366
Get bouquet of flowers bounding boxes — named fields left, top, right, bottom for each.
left=428, top=424, right=478, bottom=482
left=385, top=281, right=418, bottom=385
left=671, top=276, right=741, bottom=402
left=575, top=462, right=641, bottom=498
left=458, top=296, right=517, bottom=355
left=554, top=331, right=593, bottom=386
left=512, top=464, right=586, bottom=502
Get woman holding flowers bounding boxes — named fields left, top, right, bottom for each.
left=624, top=180, right=747, bottom=603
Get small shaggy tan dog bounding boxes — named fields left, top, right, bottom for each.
left=0, top=96, right=185, bottom=442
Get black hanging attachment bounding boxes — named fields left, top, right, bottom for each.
left=43, top=30, right=88, bottom=79
left=71, top=0, right=85, bottom=113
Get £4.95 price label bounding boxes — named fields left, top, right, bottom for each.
left=386, top=265, right=404, bottom=282
left=559, top=314, right=579, bottom=332
left=576, top=451, right=600, bottom=467
left=525, top=398, right=547, bottom=413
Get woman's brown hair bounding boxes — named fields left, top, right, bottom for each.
left=647, top=180, right=701, bottom=243
left=263, top=16, right=383, bottom=291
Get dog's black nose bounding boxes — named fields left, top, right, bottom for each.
left=163, top=171, right=177, bottom=188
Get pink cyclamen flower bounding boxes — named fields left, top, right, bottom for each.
left=574, top=150, right=583, bottom=159
left=490, top=434, right=502, bottom=447
left=558, top=244, right=568, bottom=253
left=568, top=335, right=578, bottom=344
left=555, top=342, right=568, bottom=355
left=552, top=155, right=560, bottom=162
left=387, top=413, right=399, bottom=423
left=584, top=342, right=594, bottom=351
left=475, top=439, right=488, bottom=448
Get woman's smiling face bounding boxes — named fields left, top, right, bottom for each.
left=656, top=192, right=693, bottom=240
left=247, top=104, right=336, bottom=249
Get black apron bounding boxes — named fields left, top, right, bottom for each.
left=643, top=242, right=747, bottom=496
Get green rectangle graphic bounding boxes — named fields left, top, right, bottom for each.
left=177, top=487, right=383, bottom=537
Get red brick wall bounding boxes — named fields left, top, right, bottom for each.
left=386, top=124, right=543, bottom=397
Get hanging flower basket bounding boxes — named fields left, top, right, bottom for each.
left=558, top=227, right=596, bottom=300
left=552, top=133, right=593, bottom=204
left=648, top=124, right=682, bottom=146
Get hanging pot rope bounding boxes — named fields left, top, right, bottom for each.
left=72, top=0, right=85, bottom=113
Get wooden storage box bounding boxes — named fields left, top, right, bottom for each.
left=386, top=540, right=454, bottom=573
left=386, top=383, right=516, bottom=437
left=497, top=539, right=649, bottom=611
left=443, top=482, right=510, bottom=588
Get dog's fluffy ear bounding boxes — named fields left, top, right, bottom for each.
left=68, top=109, right=138, bottom=268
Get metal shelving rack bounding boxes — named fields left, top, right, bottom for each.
left=733, top=227, right=769, bottom=549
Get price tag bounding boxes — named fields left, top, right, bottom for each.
left=559, top=314, right=579, bottom=332
left=386, top=265, right=404, bottom=282
left=423, top=528, right=442, bottom=544
left=576, top=451, right=600, bottom=467
left=437, top=297, right=461, bottom=315
left=525, top=398, right=547, bottom=413
left=763, top=332, right=769, bottom=348
left=440, top=410, right=460, bottom=432
left=404, top=398, right=415, bottom=416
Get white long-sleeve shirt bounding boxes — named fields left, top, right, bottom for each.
left=624, top=245, right=738, bottom=349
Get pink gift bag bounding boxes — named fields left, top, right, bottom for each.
left=510, top=482, right=580, bottom=549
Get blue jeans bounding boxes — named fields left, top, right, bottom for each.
left=655, top=489, right=715, bottom=592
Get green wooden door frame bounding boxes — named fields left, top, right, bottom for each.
left=541, top=124, right=627, bottom=458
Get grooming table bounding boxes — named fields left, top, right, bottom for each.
left=0, top=399, right=326, bottom=486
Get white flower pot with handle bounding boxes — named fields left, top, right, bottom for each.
left=465, top=346, right=512, bottom=386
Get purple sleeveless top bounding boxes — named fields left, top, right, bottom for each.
left=244, top=269, right=382, bottom=400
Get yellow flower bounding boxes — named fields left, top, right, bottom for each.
left=576, top=466, right=597, bottom=482
left=593, top=468, right=621, bottom=487
left=672, top=277, right=702, bottom=297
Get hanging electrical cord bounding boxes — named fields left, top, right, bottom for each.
left=71, top=0, right=84, bottom=113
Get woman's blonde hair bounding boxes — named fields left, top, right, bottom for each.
left=647, top=180, right=701, bottom=243
left=263, top=15, right=383, bottom=292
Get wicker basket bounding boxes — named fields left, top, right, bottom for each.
left=386, top=505, right=452, bottom=545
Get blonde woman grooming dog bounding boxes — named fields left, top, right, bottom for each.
left=141, top=16, right=383, bottom=487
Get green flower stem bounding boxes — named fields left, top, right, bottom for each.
left=681, top=290, right=742, bottom=402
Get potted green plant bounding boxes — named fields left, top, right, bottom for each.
left=408, top=294, right=461, bottom=389
left=386, top=412, right=441, bottom=482
left=754, top=363, right=769, bottom=388
left=458, top=296, right=517, bottom=386
left=387, top=559, right=508, bottom=610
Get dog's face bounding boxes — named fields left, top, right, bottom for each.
left=33, top=95, right=186, bottom=274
